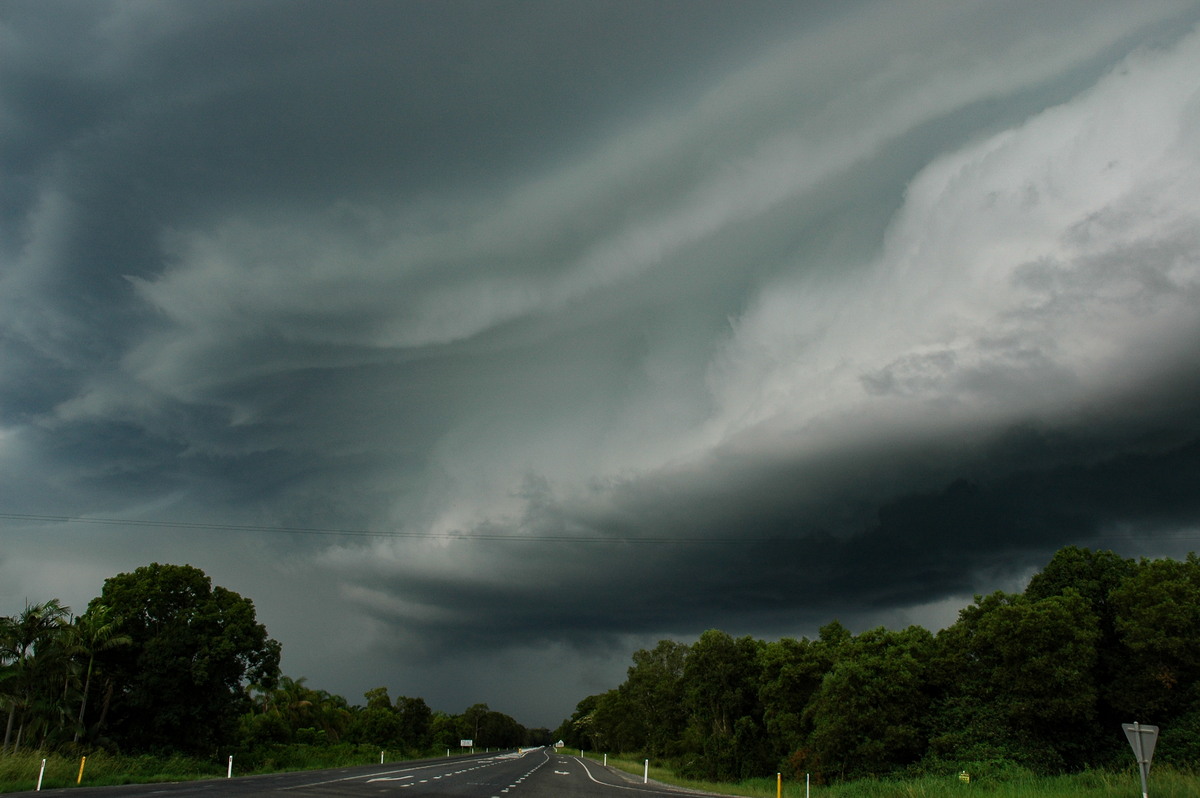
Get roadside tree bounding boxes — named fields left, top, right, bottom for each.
left=92, top=563, right=280, bottom=753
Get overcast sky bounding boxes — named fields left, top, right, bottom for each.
left=4, top=0, right=1200, bottom=729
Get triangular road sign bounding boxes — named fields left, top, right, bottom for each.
left=1122, top=722, right=1158, bottom=767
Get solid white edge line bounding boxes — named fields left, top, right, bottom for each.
left=572, top=755, right=728, bottom=796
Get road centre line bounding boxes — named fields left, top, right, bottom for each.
left=366, top=775, right=414, bottom=783
left=281, top=757, right=503, bottom=789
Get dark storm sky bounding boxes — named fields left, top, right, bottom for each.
left=3, top=0, right=1200, bottom=727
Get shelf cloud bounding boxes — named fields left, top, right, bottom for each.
left=3, top=0, right=1200, bottom=726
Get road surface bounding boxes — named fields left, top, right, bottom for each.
left=9, top=748, right=735, bottom=797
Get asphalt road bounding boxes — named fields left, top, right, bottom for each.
left=9, top=748, right=734, bottom=798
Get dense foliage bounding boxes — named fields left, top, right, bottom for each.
left=0, top=562, right=547, bottom=759
left=554, top=547, right=1200, bottom=782
left=90, top=563, right=282, bottom=753
left=6, top=547, right=1197, bottom=781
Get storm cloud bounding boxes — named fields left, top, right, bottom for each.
left=3, top=0, right=1200, bottom=726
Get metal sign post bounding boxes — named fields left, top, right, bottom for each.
left=1122, top=722, right=1158, bottom=798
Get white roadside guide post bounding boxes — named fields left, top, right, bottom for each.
left=1122, top=722, right=1158, bottom=798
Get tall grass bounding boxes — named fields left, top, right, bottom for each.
left=577, top=751, right=1199, bottom=798
left=809, top=767, right=1197, bottom=798
left=0, top=744, right=428, bottom=793
left=0, top=750, right=219, bottom=792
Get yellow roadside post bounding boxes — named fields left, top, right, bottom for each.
left=777, top=772, right=782, bottom=798
left=77, top=756, right=87, bottom=784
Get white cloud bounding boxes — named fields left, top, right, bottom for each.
left=130, top=2, right=1179, bottom=346
left=707, top=22, right=1200, bottom=454
left=112, top=2, right=1195, bottom=483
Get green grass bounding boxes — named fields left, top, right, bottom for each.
left=0, top=750, right=221, bottom=792
left=572, top=751, right=1199, bottom=798
left=0, top=745, right=442, bottom=793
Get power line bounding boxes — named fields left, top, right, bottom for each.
left=2, top=512, right=1195, bottom=546
left=0, top=512, right=750, bottom=544
left=0, top=512, right=385, bottom=538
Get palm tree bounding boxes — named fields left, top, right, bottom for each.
left=0, top=614, right=18, bottom=750
left=70, top=605, right=131, bottom=743
left=249, top=676, right=352, bottom=744
left=1, top=599, right=71, bottom=752
left=66, top=607, right=131, bottom=744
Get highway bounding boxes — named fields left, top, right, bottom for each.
left=9, top=748, right=735, bottom=797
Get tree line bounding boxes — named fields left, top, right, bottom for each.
left=553, top=547, right=1200, bottom=782
left=1, top=562, right=548, bottom=758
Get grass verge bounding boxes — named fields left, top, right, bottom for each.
left=0, top=745, right=441, bottom=793
left=0, top=750, right=219, bottom=792
left=572, top=751, right=1200, bottom=798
